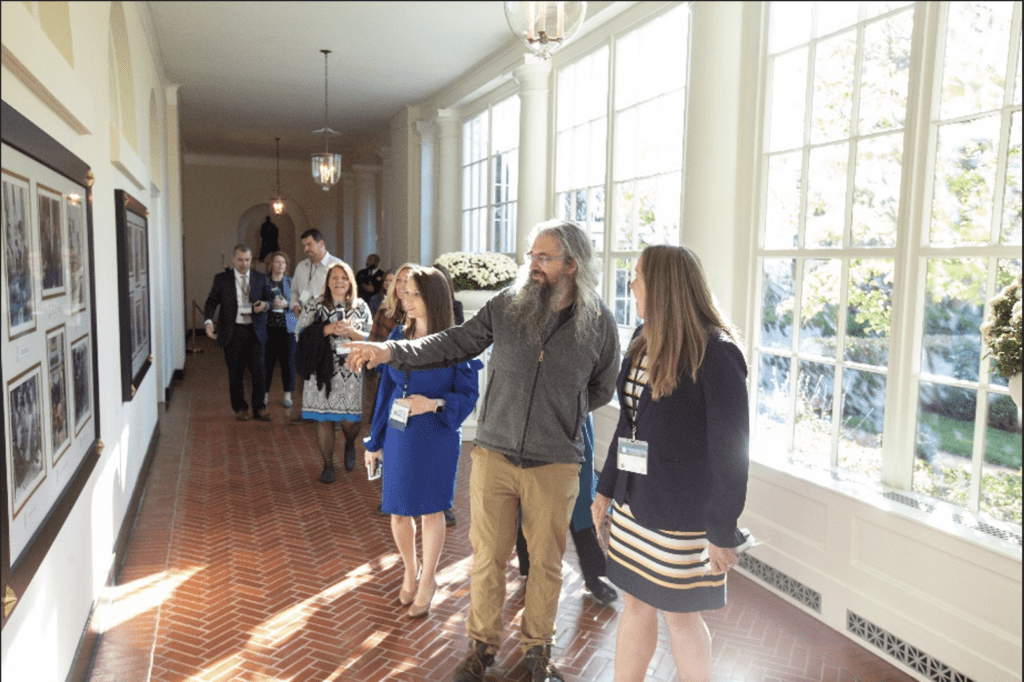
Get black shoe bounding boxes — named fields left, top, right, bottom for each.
left=451, top=640, right=495, bottom=682
left=524, top=645, right=564, bottom=682
left=253, top=411, right=272, bottom=422
left=375, top=502, right=389, bottom=517
left=319, top=466, right=335, bottom=484
left=443, top=508, right=457, bottom=527
left=235, top=410, right=251, bottom=422
left=344, top=441, right=356, bottom=471
left=585, top=578, right=618, bottom=605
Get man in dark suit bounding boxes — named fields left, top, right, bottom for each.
left=355, top=253, right=385, bottom=302
left=204, top=243, right=274, bottom=422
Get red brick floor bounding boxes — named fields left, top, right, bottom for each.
left=85, top=338, right=918, bottom=682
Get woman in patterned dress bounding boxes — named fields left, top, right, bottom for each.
left=592, top=245, right=749, bottom=682
left=296, top=261, right=372, bottom=483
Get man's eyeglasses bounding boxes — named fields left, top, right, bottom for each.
left=525, top=252, right=566, bottom=267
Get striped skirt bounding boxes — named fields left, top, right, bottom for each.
left=606, top=501, right=726, bottom=613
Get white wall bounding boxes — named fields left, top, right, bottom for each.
left=1, top=2, right=184, bottom=680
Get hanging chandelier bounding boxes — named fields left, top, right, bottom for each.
left=504, top=2, right=587, bottom=60
left=271, top=137, right=285, bottom=214
left=311, top=49, right=342, bottom=191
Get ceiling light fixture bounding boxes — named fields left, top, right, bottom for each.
left=271, top=137, right=285, bottom=215
left=311, top=49, right=342, bottom=191
left=504, top=2, right=587, bottom=60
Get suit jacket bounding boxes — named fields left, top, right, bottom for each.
left=204, top=269, right=273, bottom=347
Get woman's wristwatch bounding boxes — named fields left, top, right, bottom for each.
left=434, top=399, right=445, bottom=413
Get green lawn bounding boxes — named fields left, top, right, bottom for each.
left=919, top=411, right=1022, bottom=468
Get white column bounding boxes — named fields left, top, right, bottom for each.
left=353, top=164, right=381, bottom=263
left=341, top=171, right=355, bottom=265
left=434, top=108, right=461, bottom=260
left=164, top=84, right=186, bottom=373
left=416, top=119, right=437, bottom=265
left=379, top=145, right=393, bottom=268
left=513, top=58, right=552, bottom=262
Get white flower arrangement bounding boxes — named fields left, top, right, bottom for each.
left=436, top=251, right=518, bottom=291
left=981, top=273, right=1022, bottom=380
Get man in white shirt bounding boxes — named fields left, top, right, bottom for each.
left=290, top=229, right=342, bottom=316
left=203, top=244, right=274, bottom=422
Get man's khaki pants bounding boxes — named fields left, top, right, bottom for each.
left=466, top=447, right=580, bottom=651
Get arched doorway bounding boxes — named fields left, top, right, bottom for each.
left=236, top=206, right=297, bottom=275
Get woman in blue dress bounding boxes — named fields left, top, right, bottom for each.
left=364, top=266, right=482, bottom=619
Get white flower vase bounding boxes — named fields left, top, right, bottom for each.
left=456, top=289, right=499, bottom=319
left=1009, top=373, right=1022, bottom=420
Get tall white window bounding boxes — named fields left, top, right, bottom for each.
left=754, top=1, right=1021, bottom=526
left=556, top=4, right=690, bottom=347
left=461, top=96, right=520, bottom=253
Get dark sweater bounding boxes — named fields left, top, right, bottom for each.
left=295, top=321, right=334, bottom=397
left=596, top=328, right=749, bottom=547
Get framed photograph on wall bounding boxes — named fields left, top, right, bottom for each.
left=114, top=189, right=152, bottom=401
left=2, top=100, right=101, bottom=627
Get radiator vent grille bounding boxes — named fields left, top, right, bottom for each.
left=881, top=492, right=1022, bottom=546
left=738, top=553, right=821, bottom=613
left=847, top=611, right=976, bottom=682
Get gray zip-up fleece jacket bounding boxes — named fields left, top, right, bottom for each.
left=384, top=289, right=620, bottom=464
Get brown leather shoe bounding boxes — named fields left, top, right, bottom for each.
left=235, top=411, right=251, bottom=422
left=253, top=411, right=272, bottom=422
left=451, top=640, right=495, bottom=682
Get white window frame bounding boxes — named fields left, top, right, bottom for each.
left=460, top=94, right=520, bottom=255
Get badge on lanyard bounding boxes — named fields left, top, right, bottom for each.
left=238, top=303, right=253, bottom=315
left=389, top=402, right=410, bottom=431
left=617, top=437, right=649, bottom=475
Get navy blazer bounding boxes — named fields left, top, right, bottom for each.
left=596, top=327, right=749, bottom=547
left=203, top=269, right=274, bottom=346
left=267, top=275, right=298, bottom=333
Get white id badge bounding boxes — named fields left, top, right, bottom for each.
left=389, top=402, right=410, bottom=431
left=617, top=438, right=649, bottom=475
left=238, top=303, right=253, bottom=315
left=335, top=339, right=350, bottom=356
left=299, top=289, right=312, bottom=304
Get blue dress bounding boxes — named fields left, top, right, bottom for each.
left=364, top=327, right=483, bottom=517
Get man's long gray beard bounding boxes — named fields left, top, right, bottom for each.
left=506, top=277, right=558, bottom=345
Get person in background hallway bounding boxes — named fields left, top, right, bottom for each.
left=346, top=220, right=620, bottom=682
left=258, top=215, right=279, bottom=263
left=591, top=245, right=749, bottom=682
left=515, top=412, right=618, bottom=606
left=356, top=253, right=386, bottom=302
left=203, top=243, right=273, bottom=422
left=295, top=262, right=372, bottom=482
left=288, top=229, right=342, bottom=425
left=368, top=270, right=394, bottom=317
left=264, top=251, right=298, bottom=409
left=364, top=266, right=483, bottom=619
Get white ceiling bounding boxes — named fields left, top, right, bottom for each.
left=148, top=1, right=615, bottom=162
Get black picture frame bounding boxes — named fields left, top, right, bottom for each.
left=1, top=100, right=101, bottom=628
left=114, top=189, right=152, bottom=401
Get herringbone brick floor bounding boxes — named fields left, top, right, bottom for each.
left=85, top=337, right=917, bottom=682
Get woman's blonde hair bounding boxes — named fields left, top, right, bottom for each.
left=322, top=261, right=357, bottom=308
left=381, top=262, right=419, bottom=319
left=627, top=245, right=741, bottom=400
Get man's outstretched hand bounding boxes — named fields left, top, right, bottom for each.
left=345, top=342, right=392, bottom=371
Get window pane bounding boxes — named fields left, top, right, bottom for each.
left=982, top=392, right=1022, bottom=525
left=794, top=360, right=834, bottom=462
left=591, top=187, right=606, bottom=249
left=930, top=116, right=1000, bottom=246
left=914, top=382, right=977, bottom=508
left=939, top=1, right=1014, bottom=121
left=989, top=258, right=1022, bottom=386
left=615, top=181, right=634, bottom=251
left=853, top=134, right=901, bottom=247
left=839, top=368, right=886, bottom=478
left=845, top=259, right=894, bottom=366
left=768, top=1, right=812, bottom=54
left=799, top=258, right=841, bottom=357
left=816, top=1, right=859, bottom=39
left=1002, top=111, right=1022, bottom=244
left=613, top=258, right=635, bottom=327
left=921, top=258, right=986, bottom=382
left=860, top=9, right=913, bottom=134
left=863, top=2, right=913, bottom=20
left=769, top=49, right=808, bottom=152
left=806, top=142, right=848, bottom=248
left=761, top=259, right=796, bottom=350
left=765, top=151, right=801, bottom=249
left=756, top=353, right=793, bottom=452
left=811, top=29, right=856, bottom=144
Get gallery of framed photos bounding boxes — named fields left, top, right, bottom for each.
left=1, top=101, right=100, bottom=615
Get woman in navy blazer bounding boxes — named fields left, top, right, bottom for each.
left=264, top=251, right=299, bottom=408
left=592, top=245, right=749, bottom=682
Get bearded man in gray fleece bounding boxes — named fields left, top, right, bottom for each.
left=347, top=219, right=619, bottom=682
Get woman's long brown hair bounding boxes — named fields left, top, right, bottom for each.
left=322, top=261, right=357, bottom=308
left=626, top=245, right=740, bottom=400
left=404, top=266, right=455, bottom=338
